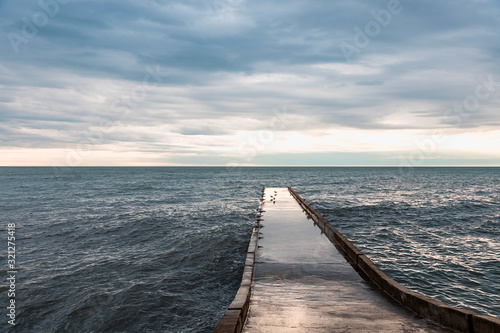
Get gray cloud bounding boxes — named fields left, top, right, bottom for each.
left=1, top=0, right=499, bottom=164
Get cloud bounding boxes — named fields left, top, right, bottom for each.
left=0, top=0, right=499, bottom=165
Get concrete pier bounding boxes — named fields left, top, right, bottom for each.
left=243, top=188, right=456, bottom=332
left=214, top=187, right=500, bottom=333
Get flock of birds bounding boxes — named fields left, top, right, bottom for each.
left=256, top=189, right=279, bottom=228
left=269, top=190, right=278, bottom=204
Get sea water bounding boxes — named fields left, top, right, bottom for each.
left=0, top=167, right=498, bottom=332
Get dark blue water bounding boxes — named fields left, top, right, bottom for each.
left=0, top=167, right=498, bottom=332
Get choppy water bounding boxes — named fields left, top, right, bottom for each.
left=0, top=167, right=498, bottom=332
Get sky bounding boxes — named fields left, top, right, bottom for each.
left=0, top=0, right=499, bottom=166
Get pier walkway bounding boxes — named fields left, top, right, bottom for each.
left=242, top=187, right=455, bottom=332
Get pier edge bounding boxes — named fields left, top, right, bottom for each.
left=288, top=187, right=500, bottom=333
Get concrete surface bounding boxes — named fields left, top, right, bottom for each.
left=242, top=188, right=457, bottom=333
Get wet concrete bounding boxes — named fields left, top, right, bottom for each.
left=242, top=188, right=457, bottom=333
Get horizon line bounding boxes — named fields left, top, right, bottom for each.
left=1, top=165, right=499, bottom=168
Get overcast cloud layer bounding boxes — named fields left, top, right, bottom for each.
left=1, top=0, right=500, bottom=166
